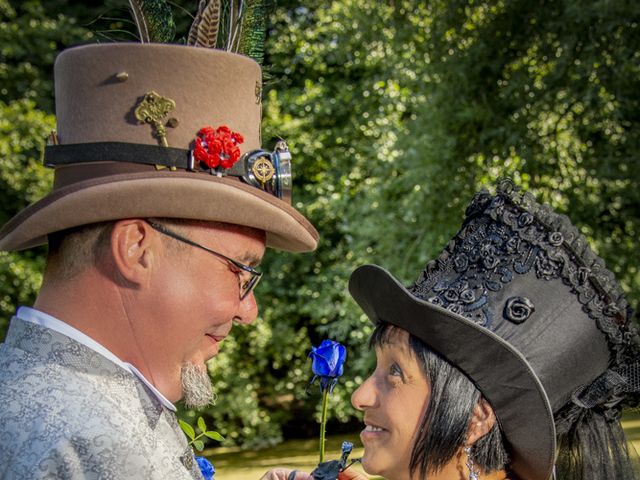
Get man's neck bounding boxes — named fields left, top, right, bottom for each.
left=34, top=271, right=135, bottom=363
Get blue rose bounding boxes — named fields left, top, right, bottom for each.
left=309, top=340, right=347, bottom=393
left=309, top=340, right=346, bottom=377
left=195, top=456, right=215, bottom=480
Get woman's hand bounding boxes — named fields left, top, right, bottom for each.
left=260, top=468, right=313, bottom=480
left=259, top=466, right=369, bottom=480
left=337, top=468, right=369, bottom=480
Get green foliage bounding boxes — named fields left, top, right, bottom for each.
left=1, top=0, right=637, bottom=450
left=179, top=416, right=224, bottom=452
left=0, top=99, right=53, bottom=332
left=0, top=0, right=93, bottom=337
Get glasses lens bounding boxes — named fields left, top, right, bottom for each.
left=240, top=273, right=262, bottom=300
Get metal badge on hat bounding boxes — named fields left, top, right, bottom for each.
left=134, top=90, right=179, bottom=170
left=134, top=91, right=177, bottom=148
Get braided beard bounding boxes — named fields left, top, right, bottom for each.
left=180, top=363, right=214, bottom=409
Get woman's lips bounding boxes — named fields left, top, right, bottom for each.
left=360, top=421, right=388, bottom=440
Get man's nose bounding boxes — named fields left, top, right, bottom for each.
left=233, top=291, right=259, bottom=325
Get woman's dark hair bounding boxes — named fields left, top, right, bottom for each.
left=554, top=403, right=640, bottom=480
left=370, top=321, right=509, bottom=478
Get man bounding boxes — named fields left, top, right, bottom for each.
left=0, top=42, right=318, bottom=478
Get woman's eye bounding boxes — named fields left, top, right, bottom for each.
left=389, top=363, right=404, bottom=379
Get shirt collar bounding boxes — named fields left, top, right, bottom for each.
left=17, top=306, right=177, bottom=412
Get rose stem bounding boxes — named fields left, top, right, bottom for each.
left=319, top=388, right=329, bottom=463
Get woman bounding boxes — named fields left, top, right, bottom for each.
left=265, top=179, right=639, bottom=480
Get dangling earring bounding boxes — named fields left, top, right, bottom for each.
left=464, top=446, right=480, bottom=480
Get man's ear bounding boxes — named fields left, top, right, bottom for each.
left=110, top=219, right=157, bottom=286
left=466, top=397, right=497, bottom=445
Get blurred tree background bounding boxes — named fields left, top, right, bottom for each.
left=1, top=0, right=638, bottom=448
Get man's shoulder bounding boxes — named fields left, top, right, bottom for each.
left=0, top=350, right=195, bottom=479
left=0, top=326, right=151, bottom=442
left=0, top=317, right=136, bottom=406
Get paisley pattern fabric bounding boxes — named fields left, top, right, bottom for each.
left=0, top=317, right=204, bottom=479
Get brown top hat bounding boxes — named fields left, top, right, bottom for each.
left=349, top=179, right=639, bottom=480
left=0, top=43, right=318, bottom=252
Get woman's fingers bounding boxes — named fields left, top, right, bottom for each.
left=338, top=468, right=369, bottom=480
left=260, top=468, right=313, bottom=480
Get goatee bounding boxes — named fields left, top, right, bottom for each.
left=181, top=362, right=215, bottom=409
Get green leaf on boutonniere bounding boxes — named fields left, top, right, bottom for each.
left=197, top=416, right=207, bottom=432
left=204, top=431, right=224, bottom=441
left=193, top=439, right=205, bottom=451
left=179, top=419, right=196, bottom=441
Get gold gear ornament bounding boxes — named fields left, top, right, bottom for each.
left=252, top=157, right=276, bottom=185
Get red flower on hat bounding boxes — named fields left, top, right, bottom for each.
left=193, top=125, right=244, bottom=170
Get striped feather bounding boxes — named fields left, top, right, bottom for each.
left=195, top=0, right=222, bottom=48
left=187, top=0, right=207, bottom=46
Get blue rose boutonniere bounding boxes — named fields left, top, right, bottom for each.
left=195, top=455, right=215, bottom=480
left=179, top=416, right=223, bottom=479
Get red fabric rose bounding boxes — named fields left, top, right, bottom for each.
left=193, top=125, right=244, bottom=169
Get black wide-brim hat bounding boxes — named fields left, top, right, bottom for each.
left=349, top=179, right=633, bottom=480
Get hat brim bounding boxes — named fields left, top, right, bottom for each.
left=0, top=170, right=318, bottom=252
left=349, top=264, right=555, bottom=480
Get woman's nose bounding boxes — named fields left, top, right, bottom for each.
left=351, top=375, right=377, bottom=411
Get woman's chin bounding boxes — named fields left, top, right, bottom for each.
left=361, top=455, right=408, bottom=480
left=360, top=453, right=382, bottom=478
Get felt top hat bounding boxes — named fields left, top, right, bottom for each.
left=349, top=179, right=639, bottom=480
left=0, top=42, right=318, bottom=252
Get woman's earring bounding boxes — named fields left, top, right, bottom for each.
left=464, top=447, right=480, bottom=480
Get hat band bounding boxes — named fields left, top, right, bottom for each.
left=44, top=142, right=292, bottom=203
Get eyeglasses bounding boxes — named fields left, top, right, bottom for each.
left=146, top=220, right=262, bottom=300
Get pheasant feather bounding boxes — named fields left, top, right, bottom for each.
left=194, top=0, right=221, bottom=48
left=128, top=0, right=175, bottom=43
left=187, top=0, right=207, bottom=46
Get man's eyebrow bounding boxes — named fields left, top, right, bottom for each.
left=241, top=254, right=263, bottom=268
